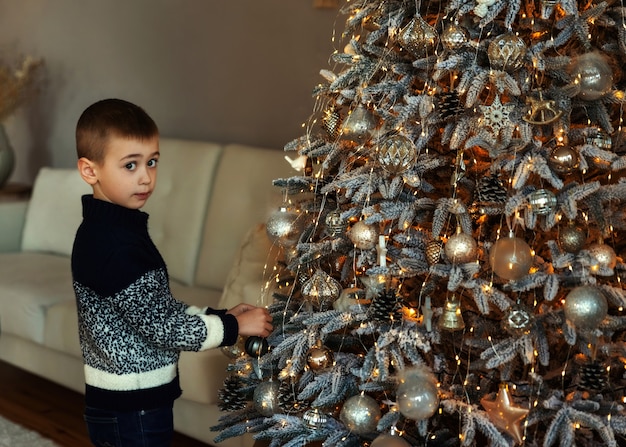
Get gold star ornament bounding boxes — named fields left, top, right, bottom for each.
left=480, top=383, right=529, bottom=445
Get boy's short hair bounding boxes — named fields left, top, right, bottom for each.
left=75, top=99, right=159, bottom=162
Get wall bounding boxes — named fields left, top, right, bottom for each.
left=0, top=1, right=342, bottom=184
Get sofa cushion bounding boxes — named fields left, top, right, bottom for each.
left=195, top=144, right=288, bottom=290
left=0, top=252, right=74, bottom=344
left=143, top=138, right=223, bottom=285
left=21, top=168, right=89, bottom=256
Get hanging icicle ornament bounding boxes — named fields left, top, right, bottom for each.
left=558, top=221, right=586, bottom=254
left=348, top=220, right=379, bottom=249
left=339, top=394, right=381, bottom=435
left=396, top=365, right=440, bottom=420
left=341, top=104, right=377, bottom=142
left=528, top=188, right=557, bottom=215
left=489, top=232, right=533, bottom=281
left=266, top=204, right=304, bottom=247
left=306, top=340, right=334, bottom=371
left=549, top=145, right=579, bottom=174
left=569, top=52, right=614, bottom=101
left=301, top=269, right=342, bottom=311
left=438, top=295, right=465, bottom=331
left=487, top=32, right=527, bottom=71
left=444, top=225, right=477, bottom=264
left=441, top=22, right=468, bottom=50
left=480, top=383, right=529, bottom=445
left=376, top=133, right=417, bottom=175
left=397, top=15, right=438, bottom=57
left=564, top=285, right=608, bottom=331
left=253, top=380, right=280, bottom=417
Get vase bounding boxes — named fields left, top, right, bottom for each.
left=0, top=125, right=15, bottom=188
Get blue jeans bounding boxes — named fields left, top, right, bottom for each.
left=84, top=405, right=174, bottom=447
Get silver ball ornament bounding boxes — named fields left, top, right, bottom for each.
left=349, top=221, right=378, bottom=249
left=396, top=366, right=439, bottom=420
left=253, top=381, right=280, bottom=417
left=444, top=228, right=477, bottom=264
left=570, top=52, right=613, bottom=101
left=528, top=189, right=557, bottom=215
left=266, top=206, right=304, bottom=247
left=564, top=286, right=608, bottom=331
left=588, top=242, right=617, bottom=274
left=558, top=222, right=586, bottom=254
left=339, top=394, right=381, bottom=435
left=341, top=104, right=377, bottom=142
left=489, top=235, right=533, bottom=281
left=303, top=408, right=328, bottom=429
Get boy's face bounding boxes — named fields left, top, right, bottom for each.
left=81, top=136, right=160, bottom=209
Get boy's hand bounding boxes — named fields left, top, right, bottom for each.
left=230, top=305, right=273, bottom=337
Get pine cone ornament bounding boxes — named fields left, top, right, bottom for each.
left=437, top=91, right=463, bottom=121
left=278, top=380, right=310, bottom=413
left=218, top=376, right=248, bottom=411
left=472, top=176, right=507, bottom=214
left=370, top=289, right=402, bottom=322
left=322, top=105, right=342, bottom=140
left=579, top=361, right=607, bottom=392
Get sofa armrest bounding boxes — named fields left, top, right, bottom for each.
left=0, top=200, right=28, bottom=252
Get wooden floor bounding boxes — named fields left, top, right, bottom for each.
left=0, top=360, right=211, bottom=447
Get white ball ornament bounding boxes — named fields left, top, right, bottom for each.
left=570, top=52, right=613, bottom=101
left=564, top=286, right=608, bottom=331
left=396, top=366, right=439, bottom=421
left=349, top=221, right=379, bottom=249
left=489, top=234, right=533, bottom=281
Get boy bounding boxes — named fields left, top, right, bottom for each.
left=71, top=98, right=273, bottom=447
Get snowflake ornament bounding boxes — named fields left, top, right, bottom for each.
left=479, top=95, right=516, bottom=142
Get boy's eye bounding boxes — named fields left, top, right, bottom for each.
left=125, top=162, right=137, bottom=170
left=147, top=158, right=158, bottom=168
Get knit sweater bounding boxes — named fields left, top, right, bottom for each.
left=71, top=195, right=238, bottom=411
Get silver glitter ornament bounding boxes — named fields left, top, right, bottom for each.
left=253, top=381, right=280, bottom=417
left=549, top=145, right=579, bottom=174
left=377, top=133, right=417, bottom=174
left=396, top=366, right=440, bottom=420
left=348, top=220, right=378, bottom=249
left=489, top=234, right=533, bottom=281
left=588, top=242, right=617, bottom=274
left=564, top=286, right=608, bottom=331
left=570, top=52, right=613, bottom=101
left=444, top=226, right=477, bottom=264
left=266, top=206, right=304, bottom=247
left=339, top=394, right=381, bottom=435
left=528, top=189, right=557, bottom=215
left=558, top=222, right=586, bottom=254
left=488, top=33, right=526, bottom=71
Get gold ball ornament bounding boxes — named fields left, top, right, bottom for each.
left=489, top=234, right=533, bottom=281
left=396, top=366, right=440, bottom=420
left=558, top=222, right=586, bottom=254
left=488, top=32, right=527, bottom=71
left=349, top=221, right=379, bottom=249
left=341, top=104, right=377, bottom=142
left=549, top=145, right=579, bottom=174
left=564, top=285, right=608, bottom=330
left=441, top=23, right=468, bottom=50
left=377, top=133, right=418, bottom=174
left=570, top=52, right=613, bottom=101
left=339, top=394, right=381, bottom=435
left=253, top=381, right=280, bottom=417
left=266, top=206, right=304, bottom=247
left=398, top=16, right=438, bottom=57
left=444, top=227, right=477, bottom=264
left=588, top=242, right=617, bottom=274
left=306, top=340, right=334, bottom=371
left=528, top=188, right=557, bottom=215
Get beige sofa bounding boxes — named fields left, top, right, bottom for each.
left=0, top=138, right=289, bottom=446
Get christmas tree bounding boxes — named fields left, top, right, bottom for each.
left=212, top=0, right=626, bottom=445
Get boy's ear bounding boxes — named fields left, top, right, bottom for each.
left=77, top=157, right=98, bottom=185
